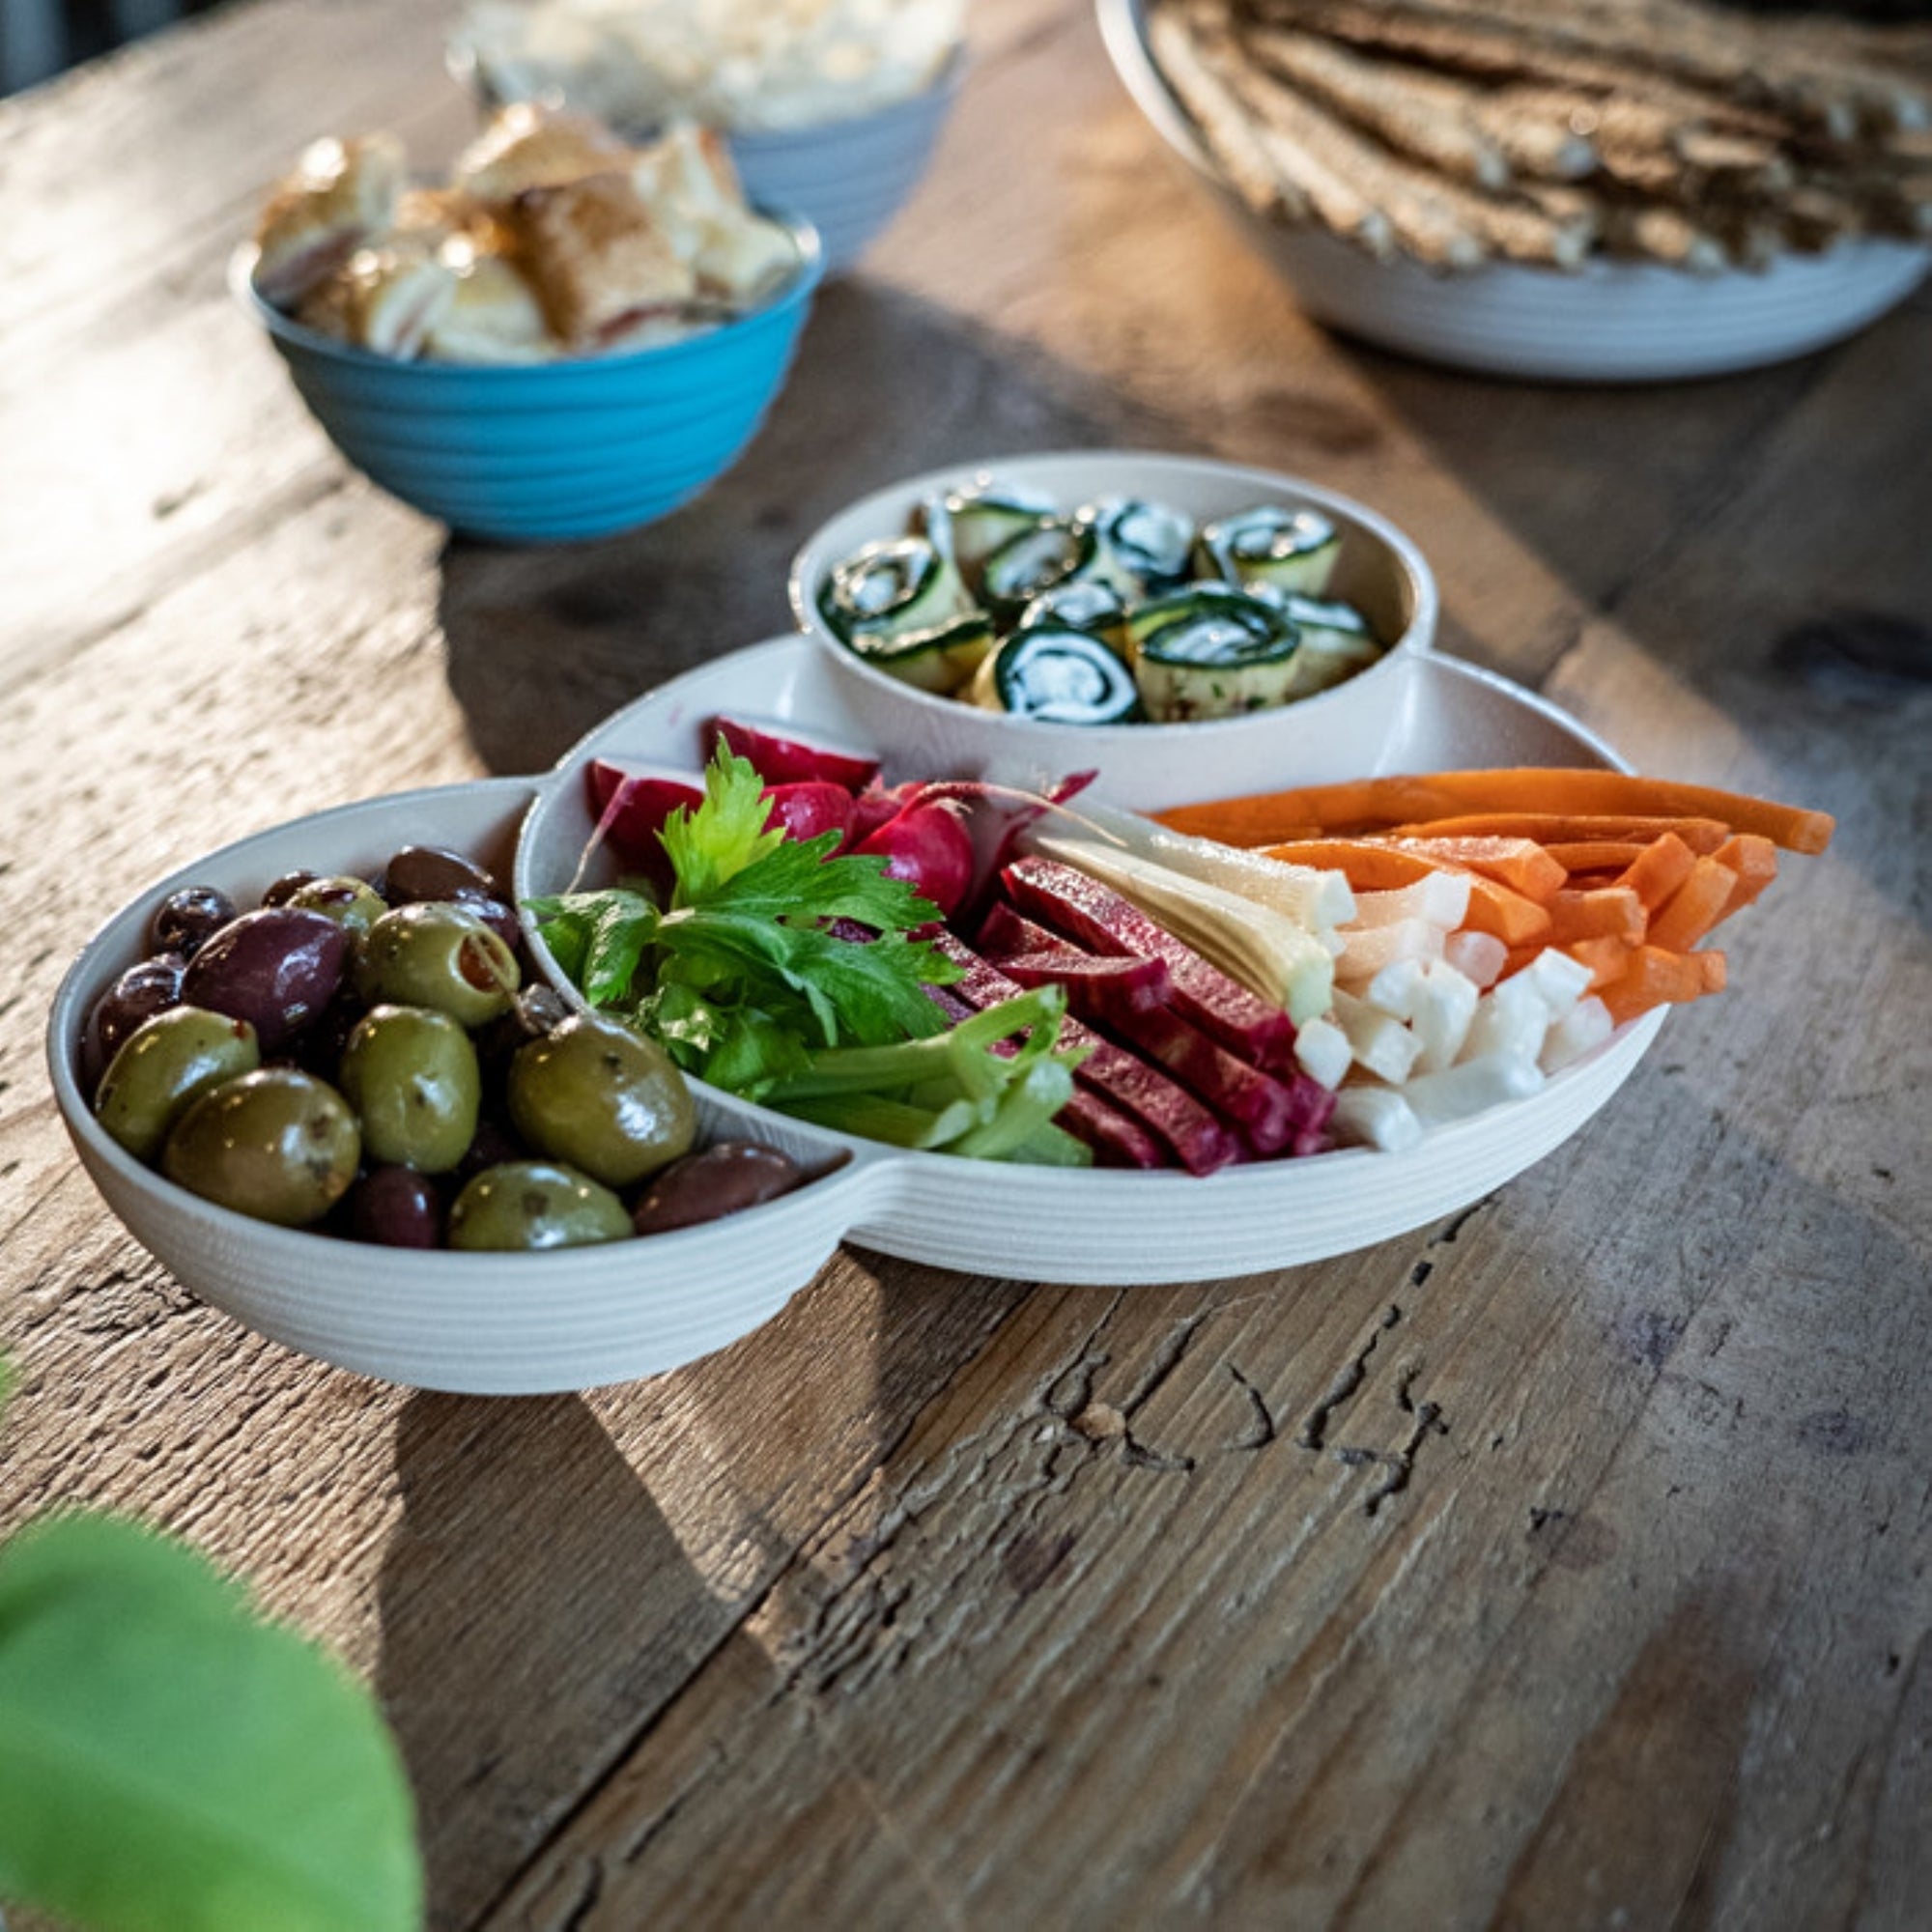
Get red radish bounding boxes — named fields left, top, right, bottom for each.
left=762, top=781, right=855, bottom=846
left=708, top=716, right=880, bottom=792
left=853, top=802, right=974, bottom=920
left=849, top=781, right=919, bottom=845
left=584, top=762, right=704, bottom=875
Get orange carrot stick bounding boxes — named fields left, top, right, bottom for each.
left=1543, top=841, right=1654, bottom=874
left=1599, top=946, right=1714, bottom=1025
left=1713, top=834, right=1779, bottom=911
left=1564, top=934, right=1638, bottom=990
left=1614, top=833, right=1698, bottom=913
left=1161, top=771, right=1835, bottom=855
left=1387, top=836, right=1568, bottom=903
left=1698, top=951, right=1728, bottom=993
left=1647, top=857, right=1738, bottom=952
left=1548, top=887, right=1647, bottom=946
left=1384, top=813, right=1733, bottom=853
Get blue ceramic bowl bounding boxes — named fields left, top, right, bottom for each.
left=234, top=219, right=824, bottom=543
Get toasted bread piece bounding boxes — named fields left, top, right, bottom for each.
left=254, top=132, right=407, bottom=307
left=501, top=170, right=697, bottom=344
left=631, top=123, right=798, bottom=298
left=455, top=103, right=632, bottom=201
left=426, top=254, right=556, bottom=363
left=297, top=241, right=458, bottom=358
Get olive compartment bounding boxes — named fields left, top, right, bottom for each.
left=46, top=776, right=875, bottom=1396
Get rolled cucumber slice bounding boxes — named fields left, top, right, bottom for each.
left=1275, top=592, right=1383, bottom=696
left=972, top=626, right=1143, bottom=724
left=819, top=535, right=970, bottom=644
left=1016, top=578, right=1127, bottom=649
left=935, top=476, right=1060, bottom=574
left=1201, top=505, right=1341, bottom=595
left=980, top=517, right=1102, bottom=618
left=847, top=613, right=996, bottom=695
left=1127, top=584, right=1301, bottom=723
left=1086, top=496, right=1195, bottom=595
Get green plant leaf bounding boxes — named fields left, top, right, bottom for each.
left=0, top=1513, right=421, bottom=1932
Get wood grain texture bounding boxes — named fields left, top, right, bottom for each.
left=1, top=0, right=1928, bottom=1927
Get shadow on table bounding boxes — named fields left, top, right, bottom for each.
left=435, top=274, right=1189, bottom=776
left=374, top=1391, right=722, bottom=1928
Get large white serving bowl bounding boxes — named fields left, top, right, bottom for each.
left=45, top=780, right=870, bottom=1395
left=787, top=449, right=1439, bottom=811
left=518, top=635, right=1665, bottom=1286
left=1098, top=0, right=1932, bottom=384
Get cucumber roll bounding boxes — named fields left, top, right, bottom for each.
left=849, top=613, right=997, bottom=695
left=971, top=627, right=1142, bottom=724
left=1126, top=584, right=1301, bottom=723
left=1201, top=505, right=1341, bottom=595
left=1086, top=496, right=1195, bottom=596
left=1277, top=593, right=1383, bottom=696
left=1016, top=578, right=1128, bottom=651
left=980, top=516, right=1102, bottom=619
left=935, top=476, right=1059, bottom=574
left=819, top=535, right=970, bottom=644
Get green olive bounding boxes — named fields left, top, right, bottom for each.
left=162, top=1069, right=360, bottom=1227
left=507, top=1013, right=696, bottom=1189
left=337, top=1005, right=480, bottom=1174
left=286, top=874, right=388, bottom=938
left=94, top=1006, right=261, bottom=1162
left=447, top=1161, right=631, bottom=1251
left=354, top=903, right=519, bottom=1026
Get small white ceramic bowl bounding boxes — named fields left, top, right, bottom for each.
left=787, top=448, right=1438, bottom=810
left=45, top=779, right=867, bottom=1395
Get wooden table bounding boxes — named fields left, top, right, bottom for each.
left=4, top=1, right=1928, bottom=1924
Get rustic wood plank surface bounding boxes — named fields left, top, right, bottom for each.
left=2, top=0, right=1928, bottom=1926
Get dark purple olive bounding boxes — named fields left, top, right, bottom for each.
left=86, top=953, right=187, bottom=1089
left=631, top=1141, right=804, bottom=1235
left=457, top=1111, right=526, bottom=1179
left=456, top=893, right=521, bottom=952
left=475, top=983, right=573, bottom=1080
left=260, top=869, right=322, bottom=908
left=146, top=886, right=237, bottom=961
left=384, top=845, right=501, bottom=906
left=348, top=1165, right=444, bottom=1249
left=181, top=907, right=350, bottom=1053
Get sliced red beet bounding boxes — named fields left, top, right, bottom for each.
left=708, top=716, right=880, bottom=792
left=852, top=802, right=974, bottom=921
left=981, top=948, right=1171, bottom=1015
left=1002, top=857, right=1299, bottom=1071
left=929, top=933, right=1236, bottom=1175
left=762, top=781, right=855, bottom=846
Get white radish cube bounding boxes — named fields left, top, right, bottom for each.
left=1409, top=960, right=1481, bottom=1074
left=1542, top=996, right=1616, bottom=1073
left=1330, top=989, right=1424, bottom=1085
left=1444, top=929, right=1508, bottom=988
left=1293, top=1015, right=1353, bottom=1091
left=1460, top=975, right=1551, bottom=1066
left=1349, top=872, right=1472, bottom=930
left=1337, top=917, right=1447, bottom=982
left=1364, top=956, right=1426, bottom=1021
left=1402, top=1052, right=1546, bottom=1126
left=1518, top=947, right=1595, bottom=1021
left=1331, top=1085, right=1425, bottom=1152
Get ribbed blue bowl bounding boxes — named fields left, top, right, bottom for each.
left=234, top=219, right=824, bottom=544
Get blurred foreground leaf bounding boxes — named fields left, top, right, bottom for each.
left=0, top=1513, right=421, bottom=1932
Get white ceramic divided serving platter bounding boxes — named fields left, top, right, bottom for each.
left=49, top=639, right=1662, bottom=1395
left=1098, top=0, right=1932, bottom=384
